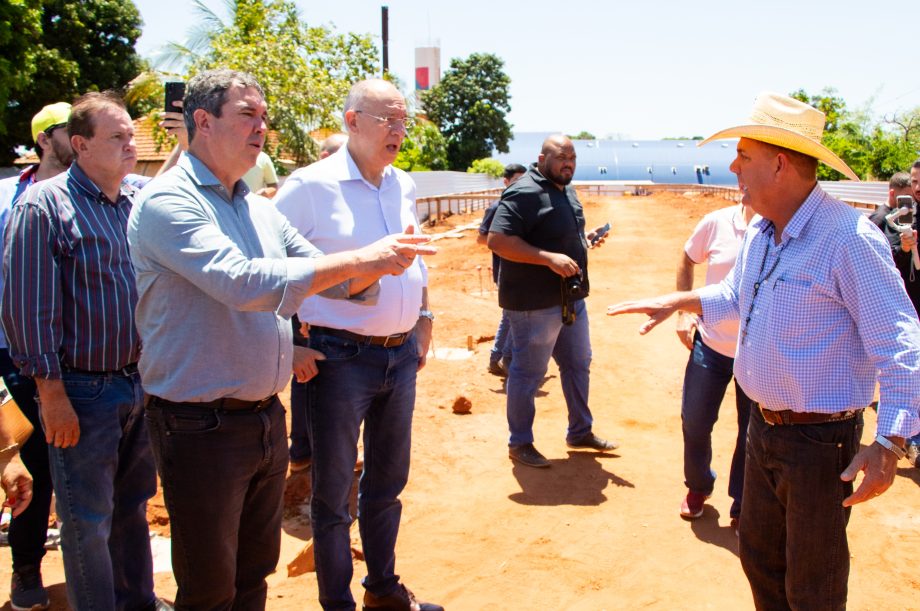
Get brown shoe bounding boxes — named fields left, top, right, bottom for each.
left=362, top=583, right=443, bottom=611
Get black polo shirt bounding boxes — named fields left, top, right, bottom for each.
left=489, top=167, right=589, bottom=311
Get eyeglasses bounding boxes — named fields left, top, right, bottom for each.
left=355, top=110, right=414, bottom=131
left=43, top=123, right=67, bottom=136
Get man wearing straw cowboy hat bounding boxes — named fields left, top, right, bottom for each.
left=607, top=92, right=920, bottom=609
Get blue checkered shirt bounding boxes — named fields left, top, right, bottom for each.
left=699, top=185, right=920, bottom=438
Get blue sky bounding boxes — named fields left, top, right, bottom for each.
left=134, top=0, right=920, bottom=140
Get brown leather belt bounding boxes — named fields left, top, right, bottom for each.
left=149, top=394, right=277, bottom=412
left=756, top=403, right=862, bottom=426
left=310, top=326, right=411, bottom=348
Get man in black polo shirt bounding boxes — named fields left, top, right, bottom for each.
left=488, top=135, right=617, bottom=468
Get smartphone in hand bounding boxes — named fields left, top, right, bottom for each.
left=164, top=81, right=186, bottom=114
left=591, top=222, right=611, bottom=245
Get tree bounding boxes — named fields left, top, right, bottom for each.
left=394, top=118, right=448, bottom=172
left=467, top=158, right=504, bottom=178
left=165, top=0, right=379, bottom=165
left=789, top=87, right=918, bottom=180
left=568, top=131, right=596, bottom=140
left=0, top=0, right=144, bottom=163
left=422, top=52, right=512, bottom=171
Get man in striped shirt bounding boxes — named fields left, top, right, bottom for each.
left=1, top=92, right=161, bottom=611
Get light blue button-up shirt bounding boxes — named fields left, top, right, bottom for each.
left=699, top=185, right=920, bottom=438
left=129, top=152, right=353, bottom=402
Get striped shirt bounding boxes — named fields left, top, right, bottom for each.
left=1, top=162, right=140, bottom=378
left=699, top=185, right=920, bottom=438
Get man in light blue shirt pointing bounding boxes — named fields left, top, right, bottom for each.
left=128, top=69, right=434, bottom=611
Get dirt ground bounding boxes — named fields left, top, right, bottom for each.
left=2, top=192, right=919, bottom=610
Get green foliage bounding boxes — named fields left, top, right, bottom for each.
left=568, top=131, right=596, bottom=140
left=422, top=52, right=512, bottom=171
left=467, top=158, right=504, bottom=178
left=790, top=88, right=920, bottom=180
left=394, top=118, right=448, bottom=172
left=168, top=0, right=379, bottom=165
left=0, top=0, right=144, bottom=163
left=663, top=136, right=704, bottom=140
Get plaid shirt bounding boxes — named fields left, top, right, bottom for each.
left=1, top=163, right=140, bottom=378
left=700, top=185, right=920, bottom=438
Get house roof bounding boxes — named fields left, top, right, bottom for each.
left=15, top=115, right=304, bottom=166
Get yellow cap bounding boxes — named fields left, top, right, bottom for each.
left=31, top=102, right=72, bottom=143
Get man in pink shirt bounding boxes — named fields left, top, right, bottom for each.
left=675, top=202, right=755, bottom=531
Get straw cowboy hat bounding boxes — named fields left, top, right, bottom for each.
left=699, top=91, right=859, bottom=181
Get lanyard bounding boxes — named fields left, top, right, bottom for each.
left=740, top=232, right=785, bottom=343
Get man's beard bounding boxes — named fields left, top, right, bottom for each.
left=543, top=167, right=573, bottom=186
left=52, top=140, right=74, bottom=167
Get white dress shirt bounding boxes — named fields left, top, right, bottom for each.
left=274, top=147, right=427, bottom=336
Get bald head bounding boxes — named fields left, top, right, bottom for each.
left=538, top=134, right=576, bottom=188
left=541, top=134, right=573, bottom=156
left=342, top=79, right=408, bottom=183
left=319, top=133, right=347, bottom=159
left=343, top=79, right=404, bottom=122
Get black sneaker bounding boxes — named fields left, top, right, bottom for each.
left=509, top=443, right=551, bottom=468
left=566, top=433, right=619, bottom=451
left=10, top=565, right=49, bottom=611
left=487, top=360, right=506, bottom=377
left=363, top=582, right=443, bottom=611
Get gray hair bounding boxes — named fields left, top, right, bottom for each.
left=184, top=69, right=264, bottom=142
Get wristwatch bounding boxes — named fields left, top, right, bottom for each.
left=875, top=434, right=906, bottom=460
left=418, top=309, right=435, bottom=322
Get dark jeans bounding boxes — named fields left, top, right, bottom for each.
left=740, top=405, right=862, bottom=611
left=290, top=321, right=311, bottom=462
left=680, top=332, right=751, bottom=517
left=0, top=348, right=52, bottom=571
left=48, top=369, right=156, bottom=610
left=145, top=396, right=288, bottom=611
left=308, top=330, right=418, bottom=611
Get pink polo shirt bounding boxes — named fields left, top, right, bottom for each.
left=684, top=204, right=749, bottom=358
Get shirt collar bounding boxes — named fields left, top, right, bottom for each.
left=18, top=164, right=39, bottom=185
left=68, top=162, right=133, bottom=206
left=751, top=183, right=825, bottom=241
left=178, top=151, right=250, bottom=198
left=781, top=183, right=825, bottom=240
left=731, top=204, right=748, bottom=232
left=326, top=146, right=395, bottom=190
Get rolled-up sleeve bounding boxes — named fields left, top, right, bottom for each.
left=1, top=201, right=64, bottom=378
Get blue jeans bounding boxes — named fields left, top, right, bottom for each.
left=308, top=330, right=418, bottom=610
left=680, top=332, right=751, bottom=517
left=45, top=370, right=156, bottom=611
left=145, top=397, right=288, bottom=610
left=490, top=310, right=513, bottom=364
left=289, top=321, right=311, bottom=462
left=505, top=300, right=593, bottom=447
left=0, top=348, right=52, bottom=572
left=740, top=405, right=862, bottom=610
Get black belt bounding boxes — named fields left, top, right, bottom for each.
left=149, top=394, right=277, bottom=412
left=311, top=326, right=411, bottom=348
left=62, top=362, right=139, bottom=377
left=756, top=403, right=862, bottom=426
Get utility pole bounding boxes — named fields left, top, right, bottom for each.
left=381, top=6, right=389, bottom=77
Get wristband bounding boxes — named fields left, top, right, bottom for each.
left=874, top=434, right=906, bottom=460
left=418, top=309, right=435, bottom=322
